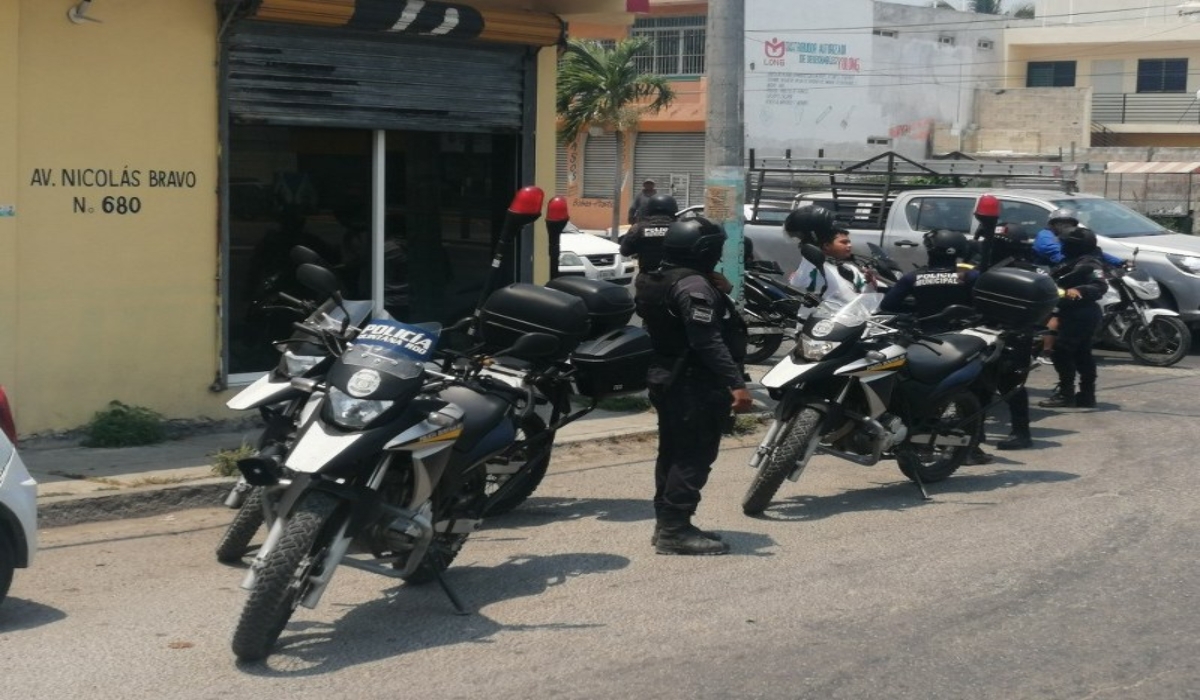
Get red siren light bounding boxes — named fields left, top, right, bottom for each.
left=509, top=186, right=545, bottom=216
left=546, top=196, right=569, bottom=223
left=975, top=194, right=1001, bottom=218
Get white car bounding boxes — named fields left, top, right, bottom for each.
left=558, top=223, right=636, bottom=285
left=0, top=387, right=36, bottom=605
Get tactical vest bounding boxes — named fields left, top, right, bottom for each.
left=910, top=265, right=973, bottom=317
left=635, top=267, right=747, bottom=362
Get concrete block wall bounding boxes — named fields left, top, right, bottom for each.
left=962, top=87, right=1091, bottom=158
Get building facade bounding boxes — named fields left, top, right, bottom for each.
left=1, top=0, right=629, bottom=434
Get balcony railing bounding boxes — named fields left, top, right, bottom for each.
left=1093, top=93, right=1200, bottom=125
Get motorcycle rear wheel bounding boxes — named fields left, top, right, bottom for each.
left=1127, top=316, right=1191, bottom=367
left=215, top=487, right=266, bottom=563
left=743, top=325, right=785, bottom=365
left=897, top=390, right=980, bottom=484
left=742, top=408, right=824, bottom=516
left=232, top=490, right=341, bottom=662
left=482, top=416, right=555, bottom=517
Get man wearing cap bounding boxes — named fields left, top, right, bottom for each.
left=628, top=179, right=658, bottom=225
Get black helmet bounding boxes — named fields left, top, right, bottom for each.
left=1061, top=226, right=1097, bottom=257
left=1048, top=208, right=1079, bottom=226
left=662, top=217, right=727, bottom=273
left=642, top=193, right=679, bottom=219
left=923, top=229, right=969, bottom=261
left=783, top=206, right=837, bottom=246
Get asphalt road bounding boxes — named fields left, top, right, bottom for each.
left=4, top=350, right=1200, bottom=699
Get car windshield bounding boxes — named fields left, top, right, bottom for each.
left=1051, top=198, right=1169, bottom=238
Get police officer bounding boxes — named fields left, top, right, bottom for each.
left=620, top=193, right=678, bottom=273
left=880, top=229, right=977, bottom=323
left=635, top=216, right=753, bottom=556
left=1039, top=228, right=1108, bottom=409
left=987, top=224, right=1040, bottom=451
left=880, top=229, right=993, bottom=464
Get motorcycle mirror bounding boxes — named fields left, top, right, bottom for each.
left=297, top=263, right=342, bottom=297
left=290, top=245, right=328, bottom=267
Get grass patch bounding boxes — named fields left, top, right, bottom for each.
left=728, top=413, right=768, bottom=436
left=211, top=443, right=256, bottom=478
left=82, top=401, right=167, bottom=448
left=596, top=395, right=652, bottom=412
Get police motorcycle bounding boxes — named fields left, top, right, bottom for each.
left=217, top=246, right=374, bottom=563
left=230, top=189, right=650, bottom=661
left=743, top=210, right=1060, bottom=514
left=443, top=193, right=649, bottom=517
left=742, top=291, right=992, bottom=514
left=1095, top=249, right=1190, bottom=367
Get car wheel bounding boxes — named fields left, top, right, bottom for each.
left=0, top=530, right=16, bottom=604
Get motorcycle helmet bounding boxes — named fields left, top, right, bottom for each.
left=1061, top=226, right=1098, bottom=258
left=923, top=229, right=969, bottom=264
left=783, top=206, right=837, bottom=247
left=642, top=193, right=679, bottom=219
left=662, top=216, right=727, bottom=273
left=1047, top=207, right=1080, bottom=226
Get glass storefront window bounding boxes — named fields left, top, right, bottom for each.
left=226, top=125, right=518, bottom=376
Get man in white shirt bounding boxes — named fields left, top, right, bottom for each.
left=787, top=219, right=875, bottom=317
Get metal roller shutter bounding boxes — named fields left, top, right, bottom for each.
left=634, top=132, right=705, bottom=209
left=224, top=22, right=529, bottom=132
left=583, top=133, right=618, bottom=199
left=555, top=142, right=569, bottom=197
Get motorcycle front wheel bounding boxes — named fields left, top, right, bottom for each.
left=1127, top=316, right=1191, bottom=367
left=482, top=416, right=555, bottom=517
left=215, top=487, right=266, bottom=563
left=742, top=408, right=824, bottom=516
left=232, top=490, right=342, bottom=662
left=743, top=324, right=785, bottom=365
left=897, top=390, right=981, bottom=484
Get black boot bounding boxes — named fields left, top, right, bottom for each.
left=964, top=445, right=994, bottom=465
left=655, top=513, right=729, bottom=556
left=651, top=522, right=723, bottom=546
left=997, top=431, right=1033, bottom=450
left=1038, top=386, right=1074, bottom=408
left=1075, top=381, right=1096, bottom=408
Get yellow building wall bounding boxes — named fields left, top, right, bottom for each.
left=8, top=0, right=222, bottom=433
left=1, top=2, right=17, bottom=395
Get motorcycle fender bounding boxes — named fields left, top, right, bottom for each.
left=226, top=374, right=303, bottom=411
left=284, top=421, right=365, bottom=474
left=762, top=355, right=821, bottom=389
left=1140, top=308, right=1180, bottom=322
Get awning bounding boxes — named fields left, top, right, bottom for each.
left=227, top=0, right=566, bottom=46
left=1106, top=161, right=1200, bottom=175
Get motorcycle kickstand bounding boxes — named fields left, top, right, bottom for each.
left=910, top=466, right=932, bottom=501
left=433, top=568, right=471, bottom=616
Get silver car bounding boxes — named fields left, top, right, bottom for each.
left=0, top=387, right=37, bottom=604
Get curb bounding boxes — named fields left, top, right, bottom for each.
left=38, top=478, right=236, bottom=529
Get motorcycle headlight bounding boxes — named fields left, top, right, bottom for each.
left=1126, top=276, right=1161, bottom=299
left=800, top=336, right=839, bottom=361
left=1167, top=254, right=1200, bottom=275
left=281, top=350, right=323, bottom=377
left=326, top=386, right=394, bottom=429
left=559, top=251, right=584, bottom=267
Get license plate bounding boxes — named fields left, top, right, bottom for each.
left=597, top=270, right=616, bottom=279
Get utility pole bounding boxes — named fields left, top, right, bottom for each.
left=704, top=0, right=745, bottom=298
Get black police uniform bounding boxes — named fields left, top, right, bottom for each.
left=880, top=264, right=978, bottom=325
left=620, top=214, right=674, bottom=272
left=1047, top=252, right=1107, bottom=406
left=635, top=265, right=747, bottom=520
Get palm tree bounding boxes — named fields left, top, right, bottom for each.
left=556, top=38, right=675, bottom=239
left=970, top=0, right=1003, bottom=13
left=1012, top=3, right=1035, bottom=19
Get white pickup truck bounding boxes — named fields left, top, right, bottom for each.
left=743, top=187, right=1200, bottom=327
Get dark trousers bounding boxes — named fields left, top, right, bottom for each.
left=1052, top=306, right=1101, bottom=396
left=999, top=334, right=1032, bottom=433
left=648, top=374, right=731, bottom=516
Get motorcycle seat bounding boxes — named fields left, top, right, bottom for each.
left=905, top=333, right=987, bottom=385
